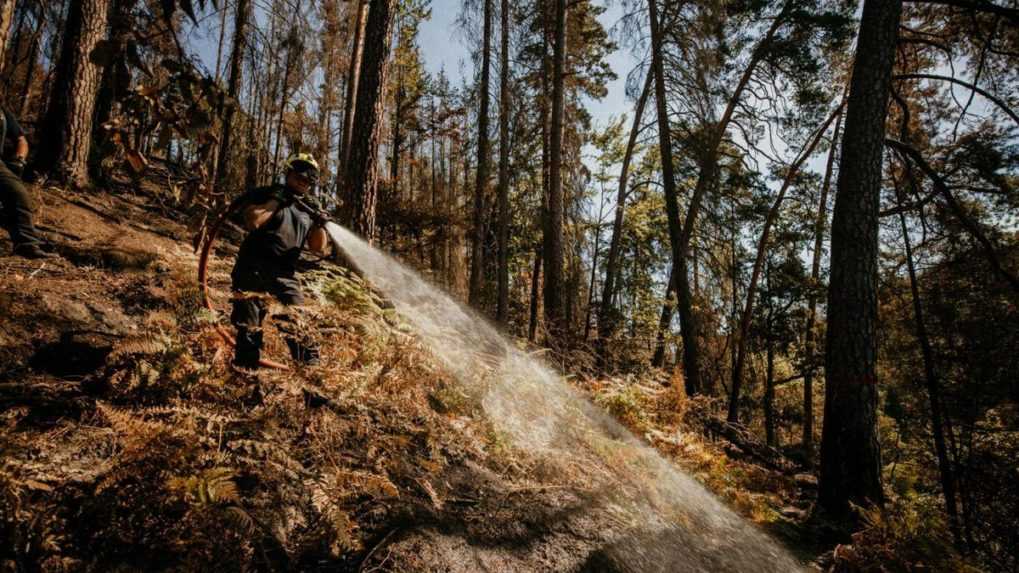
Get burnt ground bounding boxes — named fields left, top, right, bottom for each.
left=0, top=174, right=822, bottom=572
left=0, top=176, right=647, bottom=572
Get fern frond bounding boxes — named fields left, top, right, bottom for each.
left=223, top=505, right=257, bottom=535
left=109, top=334, right=168, bottom=361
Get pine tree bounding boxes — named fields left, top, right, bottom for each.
left=36, top=0, right=111, bottom=187
left=819, top=0, right=902, bottom=519
left=346, top=0, right=397, bottom=242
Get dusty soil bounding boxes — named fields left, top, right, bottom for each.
left=0, top=176, right=645, bottom=572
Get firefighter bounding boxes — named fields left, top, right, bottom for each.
left=0, top=107, right=52, bottom=259
left=230, top=153, right=329, bottom=368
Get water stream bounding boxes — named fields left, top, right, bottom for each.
left=324, top=222, right=803, bottom=572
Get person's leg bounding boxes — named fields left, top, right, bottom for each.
left=230, top=294, right=267, bottom=368
left=276, top=310, right=321, bottom=365
left=273, top=285, right=320, bottom=365
left=0, top=161, right=42, bottom=251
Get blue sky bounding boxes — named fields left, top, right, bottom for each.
left=417, top=0, right=641, bottom=135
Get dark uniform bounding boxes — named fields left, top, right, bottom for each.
left=230, top=184, right=321, bottom=367
left=0, top=108, right=43, bottom=253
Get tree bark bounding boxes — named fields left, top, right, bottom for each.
left=648, top=0, right=701, bottom=396
left=92, top=0, right=136, bottom=144
left=36, top=0, right=110, bottom=188
left=469, top=0, right=493, bottom=307
left=337, top=0, right=368, bottom=193
left=819, top=0, right=901, bottom=519
left=542, top=0, right=567, bottom=337
left=599, top=72, right=653, bottom=343
left=495, top=0, right=511, bottom=323
left=896, top=170, right=963, bottom=547
left=803, top=109, right=843, bottom=466
left=0, top=0, right=16, bottom=71
left=214, top=0, right=250, bottom=198
left=528, top=247, right=543, bottom=341
left=346, top=0, right=397, bottom=243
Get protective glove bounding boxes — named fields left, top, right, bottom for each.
left=8, top=158, right=25, bottom=179
left=291, top=196, right=330, bottom=227
left=310, top=208, right=330, bottom=228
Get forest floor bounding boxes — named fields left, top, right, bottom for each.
left=1, top=172, right=847, bottom=571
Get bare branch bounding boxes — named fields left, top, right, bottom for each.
left=902, top=0, right=1019, bottom=24
left=894, top=73, right=1019, bottom=127
left=886, top=138, right=1019, bottom=294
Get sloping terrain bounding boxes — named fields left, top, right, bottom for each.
left=0, top=178, right=659, bottom=572
left=0, top=176, right=830, bottom=572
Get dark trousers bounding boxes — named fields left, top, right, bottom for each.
left=230, top=287, right=320, bottom=367
left=0, top=161, right=41, bottom=248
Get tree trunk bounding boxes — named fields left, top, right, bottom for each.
left=346, top=0, right=397, bottom=243
left=469, top=0, right=493, bottom=307
left=214, top=0, right=250, bottom=198
left=651, top=265, right=675, bottom=368
left=495, top=0, right=511, bottom=323
left=271, top=23, right=301, bottom=177
left=819, top=0, right=901, bottom=519
left=895, top=173, right=963, bottom=546
left=338, top=0, right=369, bottom=194
left=803, top=109, right=843, bottom=465
left=679, top=0, right=795, bottom=397
left=542, top=0, right=566, bottom=337
left=92, top=0, right=136, bottom=144
left=599, top=71, right=652, bottom=342
left=528, top=247, right=543, bottom=342
left=17, top=12, right=44, bottom=118
left=36, top=0, right=110, bottom=188
left=316, top=0, right=342, bottom=186
left=0, top=0, right=16, bottom=73
left=583, top=203, right=605, bottom=341
left=648, top=0, right=699, bottom=396
left=728, top=103, right=844, bottom=423
left=390, top=82, right=403, bottom=200
left=765, top=328, right=776, bottom=447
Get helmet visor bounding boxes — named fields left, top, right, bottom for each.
left=290, top=160, right=319, bottom=184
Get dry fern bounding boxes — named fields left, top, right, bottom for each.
left=108, top=334, right=169, bottom=361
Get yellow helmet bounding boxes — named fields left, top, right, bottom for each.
left=284, top=153, right=320, bottom=182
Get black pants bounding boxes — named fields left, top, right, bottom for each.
left=230, top=283, right=320, bottom=368
left=0, top=161, right=41, bottom=248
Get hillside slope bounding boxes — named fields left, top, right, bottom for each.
left=0, top=177, right=666, bottom=572
left=1, top=176, right=829, bottom=572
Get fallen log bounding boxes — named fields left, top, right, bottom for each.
left=699, top=416, right=801, bottom=474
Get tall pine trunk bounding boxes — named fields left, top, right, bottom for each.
left=0, top=0, right=17, bottom=72
left=648, top=0, right=699, bottom=396
left=92, top=0, right=136, bottom=144
left=346, top=0, right=397, bottom=243
left=528, top=247, right=543, bottom=341
left=543, top=0, right=567, bottom=337
left=819, top=0, right=901, bottom=519
left=803, top=109, right=843, bottom=465
left=495, top=0, right=511, bottom=323
left=36, top=0, right=110, bottom=188
left=599, top=72, right=652, bottom=344
left=214, top=0, right=250, bottom=198
left=895, top=173, right=962, bottom=546
left=469, top=0, right=493, bottom=307
left=338, top=0, right=369, bottom=193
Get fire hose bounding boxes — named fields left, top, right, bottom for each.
left=197, top=195, right=331, bottom=371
